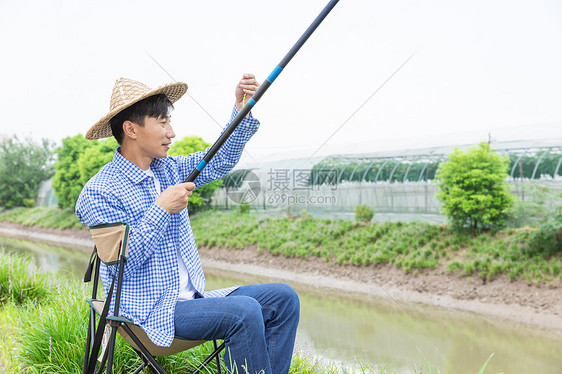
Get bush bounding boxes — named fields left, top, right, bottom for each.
left=436, top=143, right=514, bottom=230
left=354, top=204, right=374, bottom=222
left=0, top=136, right=54, bottom=209
left=507, top=182, right=562, bottom=228
left=238, top=202, right=251, bottom=214
left=522, top=216, right=562, bottom=257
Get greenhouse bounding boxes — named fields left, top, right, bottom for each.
left=211, top=140, right=562, bottom=221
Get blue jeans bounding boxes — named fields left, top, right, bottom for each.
left=174, top=283, right=300, bottom=374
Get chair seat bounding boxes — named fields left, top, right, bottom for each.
left=90, top=300, right=206, bottom=356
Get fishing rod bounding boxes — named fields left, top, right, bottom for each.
left=185, top=0, right=340, bottom=183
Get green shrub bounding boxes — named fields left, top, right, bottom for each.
left=507, top=182, right=562, bottom=228
left=354, top=204, right=374, bottom=222
left=522, top=216, right=562, bottom=257
left=436, top=142, right=514, bottom=230
left=238, top=202, right=251, bottom=215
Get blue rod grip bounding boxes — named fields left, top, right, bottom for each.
left=195, top=160, right=207, bottom=171
left=267, top=65, right=283, bottom=83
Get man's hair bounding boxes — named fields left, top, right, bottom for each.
left=110, top=94, right=174, bottom=145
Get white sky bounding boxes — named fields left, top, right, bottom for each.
left=1, top=0, right=561, bottom=164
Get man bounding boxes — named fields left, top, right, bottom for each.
left=76, top=76, right=299, bottom=374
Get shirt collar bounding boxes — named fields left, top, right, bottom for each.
left=112, top=148, right=165, bottom=185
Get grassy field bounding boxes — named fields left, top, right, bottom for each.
left=0, top=251, right=445, bottom=374
left=0, top=207, right=560, bottom=285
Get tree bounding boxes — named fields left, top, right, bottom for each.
left=52, top=135, right=97, bottom=209
left=78, top=138, right=118, bottom=185
left=436, top=142, right=514, bottom=230
left=169, top=136, right=223, bottom=213
left=53, top=134, right=222, bottom=212
left=0, top=136, right=55, bottom=208
left=52, top=135, right=119, bottom=209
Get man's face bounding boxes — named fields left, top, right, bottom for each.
left=134, top=114, right=175, bottom=159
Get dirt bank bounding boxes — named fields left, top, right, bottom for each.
left=1, top=222, right=560, bottom=334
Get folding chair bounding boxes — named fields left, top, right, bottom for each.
left=82, top=222, right=225, bottom=374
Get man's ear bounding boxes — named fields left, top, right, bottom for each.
left=122, top=120, right=138, bottom=140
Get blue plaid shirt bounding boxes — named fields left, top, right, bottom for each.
left=76, top=107, right=259, bottom=346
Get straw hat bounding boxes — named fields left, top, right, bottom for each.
left=85, top=78, right=188, bottom=140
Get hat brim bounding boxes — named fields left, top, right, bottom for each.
left=85, top=81, right=188, bottom=140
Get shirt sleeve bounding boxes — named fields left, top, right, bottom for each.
left=76, top=187, right=171, bottom=279
left=174, top=106, right=260, bottom=188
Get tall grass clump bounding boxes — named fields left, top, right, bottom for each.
left=0, top=251, right=51, bottom=306
left=16, top=282, right=93, bottom=373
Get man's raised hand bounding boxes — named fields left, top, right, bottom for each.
left=235, top=73, right=260, bottom=111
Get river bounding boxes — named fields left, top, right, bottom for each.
left=1, top=235, right=561, bottom=374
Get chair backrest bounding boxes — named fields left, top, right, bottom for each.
left=90, top=223, right=129, bottom=265
left=86, top=222, right=208, bottom=358
left=86, top=222, right=130, bottom=321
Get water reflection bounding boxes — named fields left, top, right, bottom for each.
left=203, top=269, right=562, bottom=374
left=0, top=236, right=90, bottom=280
left=2, top=236, right=561, bottom=374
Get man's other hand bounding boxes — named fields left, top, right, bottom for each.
left=155, top=182, right=196, bottom=214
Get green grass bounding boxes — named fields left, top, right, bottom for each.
left=6, top=276, right=223, bottom=373
left=0, top=207, right=83, bottom=230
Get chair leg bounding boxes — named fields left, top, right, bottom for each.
left=95, top=353, right=107, bottom=374
left=131, top=361, right=148, bottom=374
left=214, top=341, right=223, bottom=374
left=104, top=326, right=119, bottom=374
left=93, top=325, right=116, bottom=374
left=132, top=349, right=160, bottom=374
left=121, top=323, right=167, bottom=374
left=191, top=342, right=225, bottom=374
left=82, top=310, right=95, bottom=374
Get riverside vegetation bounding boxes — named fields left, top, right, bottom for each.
left=0, top=207, right=560, bottom=285
left=192, top=211, right=561, bottom=285
left=0, top=251, right=474, bottom=374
